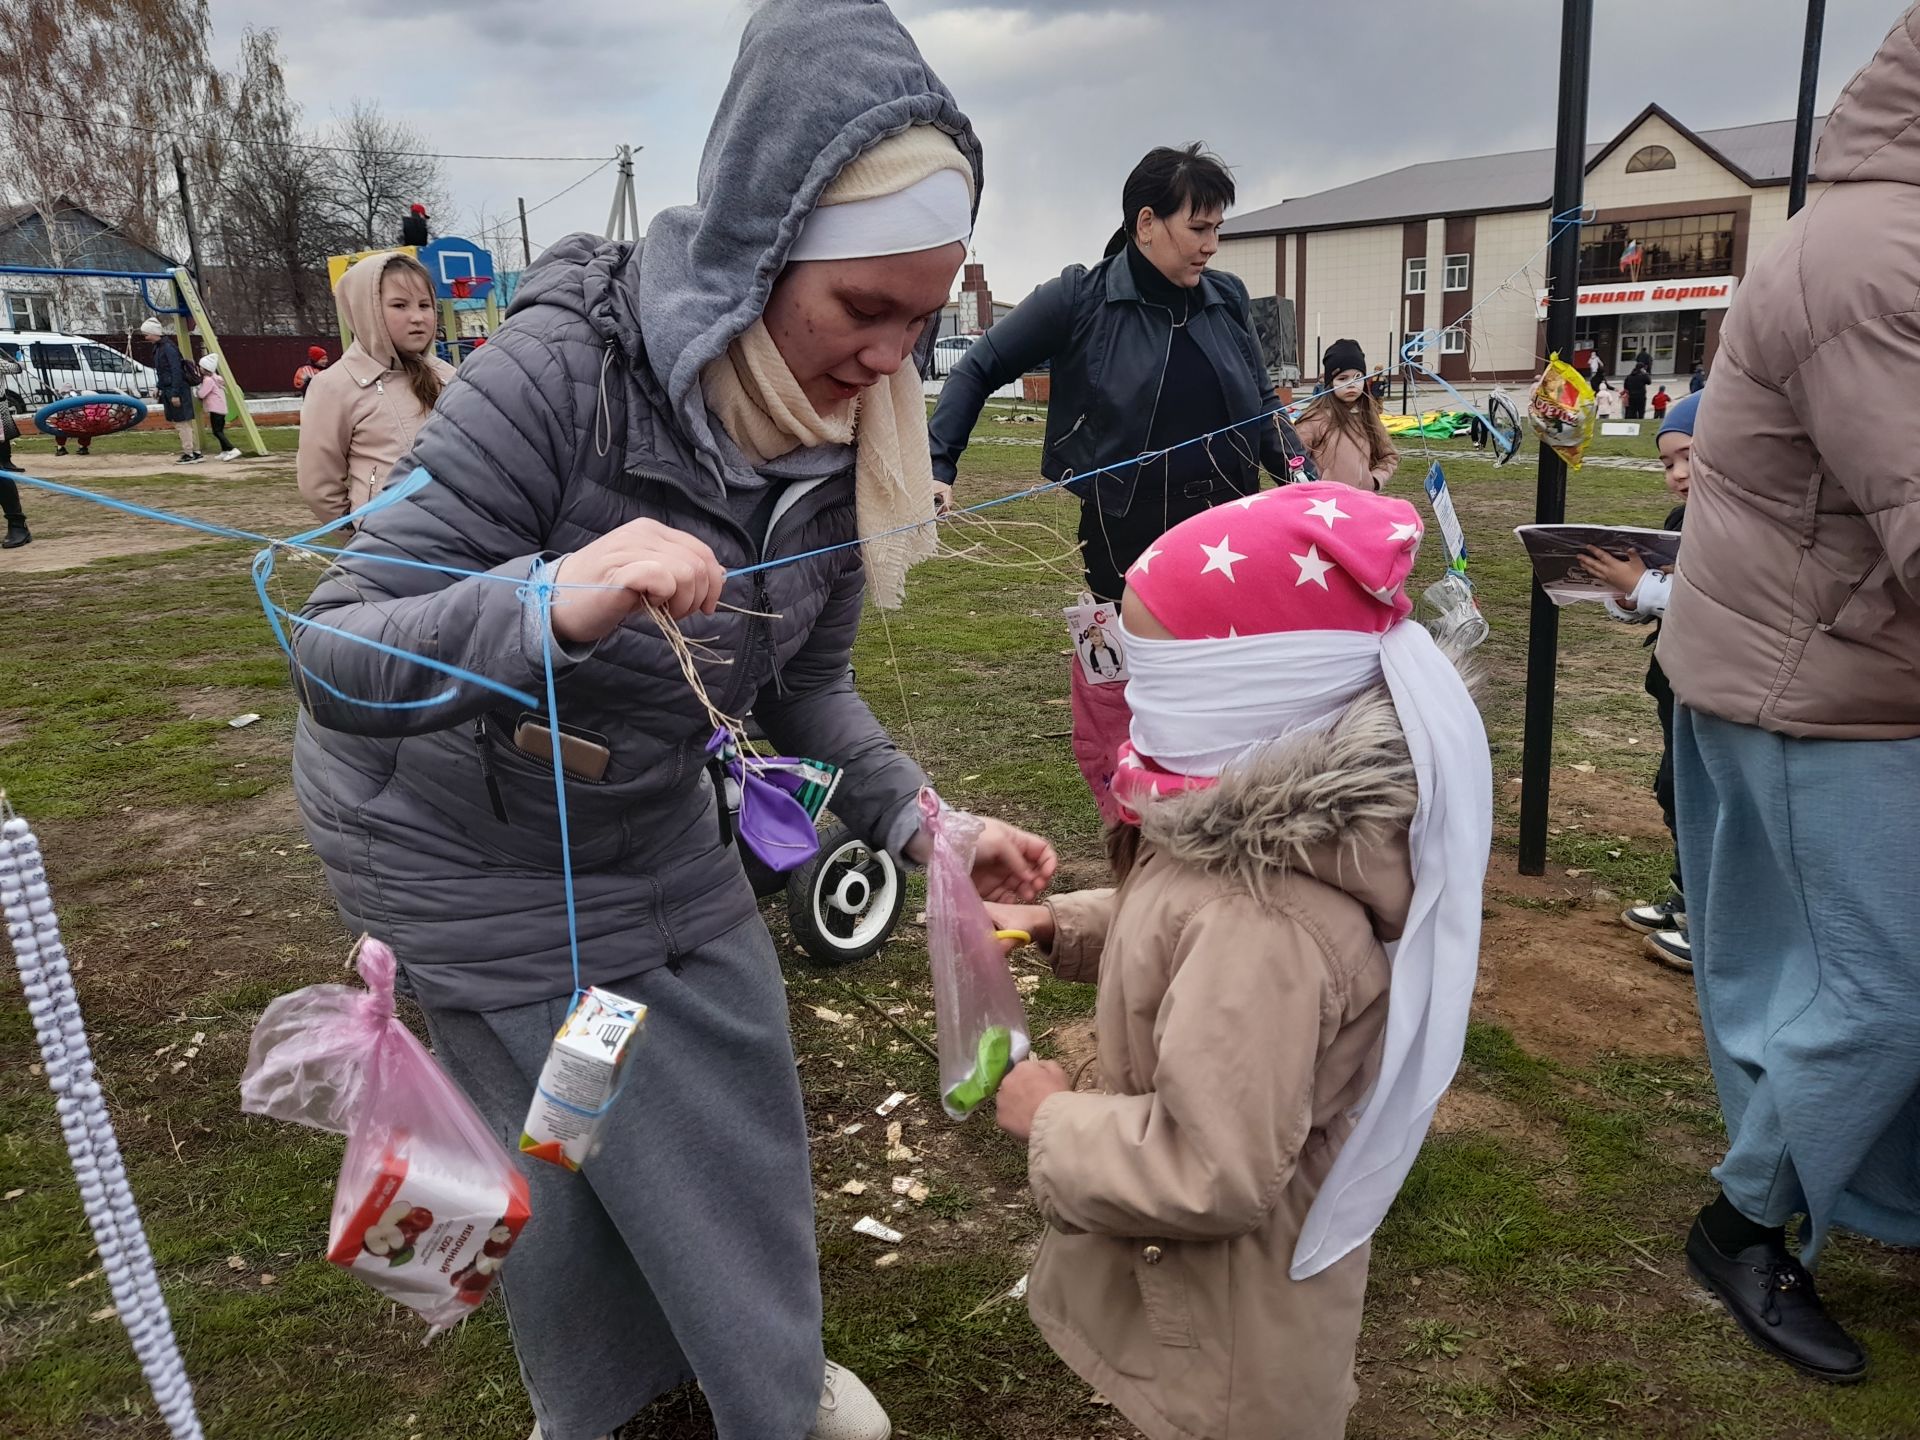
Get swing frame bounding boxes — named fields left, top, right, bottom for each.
left=0, top=263, right=268, bottom=458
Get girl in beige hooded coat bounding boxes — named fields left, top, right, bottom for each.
left=296, top=252, right=455, bottom=525
left=988, top=484, right=1491, bottom=1440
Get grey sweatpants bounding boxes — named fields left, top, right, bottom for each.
left=417, top=916, right=823, bottom=1440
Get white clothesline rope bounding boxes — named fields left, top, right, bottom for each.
left=3, top=802, right=206, bottom=1440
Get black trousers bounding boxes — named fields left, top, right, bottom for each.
left=1076, top=478, right=1251, bottom=601
left=0, top=438, right=21, bottom=523
left=207, top=412, right=232, bottom=451
left=1652, top=672, right=1681, bottom=895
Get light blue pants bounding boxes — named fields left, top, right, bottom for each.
left=1674, top=707, right=1920, bottom=1264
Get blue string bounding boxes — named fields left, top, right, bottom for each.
left=528, top=560, right=583, bottom=999
left=4, top=234, right=1565, bottom=714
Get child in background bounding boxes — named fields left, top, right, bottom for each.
left=195, top=354, right=241, bottom=461
left=1294, top=338, right=1400, bottom=490
left=1581, top=390, right=1697, bottom=971
left=293, top=345, right=330, bottom=393
left=985, top=483, right=1491, bottom=1440
left=1652, top=385, right=1671, bottom=422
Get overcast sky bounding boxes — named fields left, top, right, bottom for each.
left=207, top=0, right=1900, bottom=299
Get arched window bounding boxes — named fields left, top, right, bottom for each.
left=1626, top=145, right=1676, bottom=174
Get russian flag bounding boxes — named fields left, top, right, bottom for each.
left=1618, top=240, right=1642, bottom=273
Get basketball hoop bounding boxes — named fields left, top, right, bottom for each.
left=448, top=275, right=492, bottom=300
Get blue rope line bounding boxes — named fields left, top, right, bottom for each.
left=8, top=201, right=1581, bottom=714
left=528, top=561, right=584, bottom=997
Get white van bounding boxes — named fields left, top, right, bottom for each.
left=0, top=331, right=159, bottom=414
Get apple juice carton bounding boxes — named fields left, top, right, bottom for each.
left=329, top=1130, right=532, bottom=1328
left=520, top=986, right=646, bottom=1170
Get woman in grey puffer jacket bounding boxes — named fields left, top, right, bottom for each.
left=286, top=4, right=1053, bottom=1438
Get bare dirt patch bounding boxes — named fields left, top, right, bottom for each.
left=1431, top=1085, right=1564, bottom=1165
left=1551, top=764, right=1671, bottom=844
left=0, top=457, right=305, bottom=572
left=1477, top=859, right=1700, bottom=1066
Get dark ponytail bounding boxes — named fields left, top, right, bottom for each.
left=1107, top=143, right=1236, bottom=254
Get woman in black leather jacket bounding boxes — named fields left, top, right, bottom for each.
left=929, top=144, right=1310, bottom=597
left=928, top=144, right=1312, bottom=822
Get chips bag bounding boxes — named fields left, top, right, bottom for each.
left=920, top=789, right=1032, bottom=1119
left=239, top=937, right=531, bottom=1333
left=1527, top=353, right=1598, bottom=469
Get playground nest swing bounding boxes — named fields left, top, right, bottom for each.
left=33, top=393, right=150, bottom=441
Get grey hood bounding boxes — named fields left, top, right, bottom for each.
left=623, top=0, right=982, bottom=475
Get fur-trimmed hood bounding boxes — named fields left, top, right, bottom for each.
left=1134, top=682, right=1418, bottom=940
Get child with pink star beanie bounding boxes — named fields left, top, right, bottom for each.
left=985, top=482, right=1492, bottom=1440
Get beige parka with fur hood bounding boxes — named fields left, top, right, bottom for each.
left=1025, top=685, right=1417, bottom=1440
left=295, top=252, right=455, bottom=524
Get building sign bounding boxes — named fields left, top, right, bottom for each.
left=1535, top=277, right=1737, bottom=319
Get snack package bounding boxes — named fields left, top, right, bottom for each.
left=239, top=937, right=531, bottom=1333
left=1526, top=353, right=1597, bottom=469
left=519, top=986, right=646, bottom=1170
left=919, top=789, right=1031, bottom=1119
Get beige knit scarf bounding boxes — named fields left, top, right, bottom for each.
left=702, top=315, right=936, bottom=609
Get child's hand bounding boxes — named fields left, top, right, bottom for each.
left=994, top=1059, right=1070, bottom=1142
left=984, top=901, right=1053, bottom=956
left=971, top=817, right=1058, bottom=903
left=1581, top=545, right=1647, bottom=598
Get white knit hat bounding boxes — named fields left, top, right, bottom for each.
left=139, top=317, right=163, bottom=337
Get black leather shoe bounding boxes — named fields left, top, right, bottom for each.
left=1685, top=1214, right=1866, bottom=1382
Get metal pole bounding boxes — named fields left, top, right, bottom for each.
left=517, top=196, right=533, bottom=268
left=1788, top=0, right=1826, bottom=217
left=1518, top=0, right=1594, bottom=877
left=171, top=146, right=205, bottom=288
left=605, top=146, right=627, bottom=240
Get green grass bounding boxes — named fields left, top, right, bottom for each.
left=8, top=423, right=304, bottom=458
left=3, top=419, right=1916, bottom=1440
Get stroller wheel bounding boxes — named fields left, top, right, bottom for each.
left=787, top=823, right=904, bottom=965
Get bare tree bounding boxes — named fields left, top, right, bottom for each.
left=200, top=28, right=351, bottom=333
left=0, top=0, right=221, bottom=262
left=321, top=101, right=450, bottom=249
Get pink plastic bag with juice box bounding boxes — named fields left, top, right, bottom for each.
left=239, top=936, right=530, bottom=1333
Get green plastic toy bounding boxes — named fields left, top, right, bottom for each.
left=942, top=1024, right=1014, bottom=1117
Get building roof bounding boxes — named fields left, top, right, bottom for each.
left=1224, top=106, right=1827, bottom=238
left=0, top=198, right=178, bottom=271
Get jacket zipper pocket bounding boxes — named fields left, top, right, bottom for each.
left=1049, top=412, right=1089, bottom=457
left=474, top=718, right=509, bottom=823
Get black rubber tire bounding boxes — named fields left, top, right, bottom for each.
left=786, top=823, right=904, bottom=966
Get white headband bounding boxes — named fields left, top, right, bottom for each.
left=787, top=168, right=972, bottom=264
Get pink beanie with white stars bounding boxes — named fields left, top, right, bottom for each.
left=1124, top=481, right=1424, bottom=639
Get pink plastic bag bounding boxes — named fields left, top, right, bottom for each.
left=920, top=790, right=1032, bottom=1119
left=1069, top=659, right=1134, bottom=827
left=239, top=937, right=531, bottom=1333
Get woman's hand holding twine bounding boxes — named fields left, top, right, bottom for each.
left=549, top=518, right=730, bottom=644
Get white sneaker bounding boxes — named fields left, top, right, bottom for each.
left=527, top=1427, right=611, bottom=1440
left=807, top=1359, right=891, bottom=1440
left=219, top=448, right=242, bottom=461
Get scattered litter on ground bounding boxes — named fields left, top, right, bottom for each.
left=853, top=1216, right=903, bottom=1244
left=875, top=1090, right=909, bottom=1117
left=840, top=1180, right=868, bottom=1196
left=227, top=713, right=261, bottom=729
